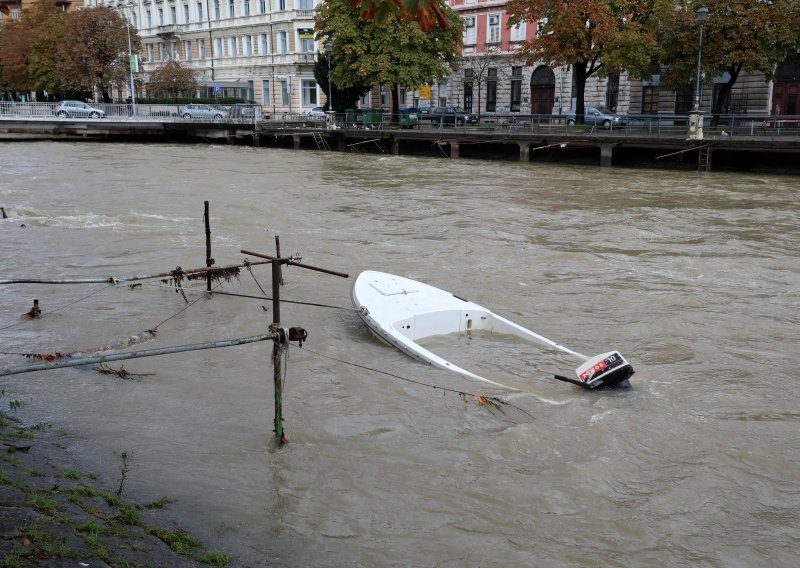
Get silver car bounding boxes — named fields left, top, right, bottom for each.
left=566, top=106, right=626, bottom=129
left=53, top=100, right=105, bottom=118
left=180, top=104, right=227, bottom=120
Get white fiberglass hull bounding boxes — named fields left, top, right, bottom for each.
left=351, top=271, right=598, bottom=390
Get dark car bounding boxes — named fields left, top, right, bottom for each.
left=566, top=106, right=627, bottom=129
left=430, top=106, right=478, bottom=126
left=53, top=100, right=105, bottom=118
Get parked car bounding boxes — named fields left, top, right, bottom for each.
left=228, top=103, right=260, bottom=119
left=430, top=106, right=478, bottom=126
left=566, top=106, right=627, bottom=129
left=53, top=100, right=105, bottom=118
left=180, top=104, right=226, bottom=120
left=306, top=106, right=326, bottom=117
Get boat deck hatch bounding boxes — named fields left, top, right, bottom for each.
left=369, top=279, right=421, bottom=297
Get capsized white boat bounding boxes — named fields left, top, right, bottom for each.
left=351, top=271, right=634, bottom=391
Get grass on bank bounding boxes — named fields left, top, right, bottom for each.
left=0, top=407, right=231, bottom=567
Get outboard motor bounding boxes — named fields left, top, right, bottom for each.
left=555, top=351, right=634, bottom=389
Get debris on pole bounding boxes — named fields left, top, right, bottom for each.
left=0, top=334, right=278, bottom=377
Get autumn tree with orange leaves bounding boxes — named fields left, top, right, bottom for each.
left=0, top=0, right=65, bottom=97
left=505, top=0, right=655, bottom=124
left=652, top=0, right=800, bottom=123
left=57, top=6, right=141, bottom=101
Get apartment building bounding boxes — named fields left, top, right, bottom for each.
left=421, top=0, right=795, bottom=119
left=93, top=0, right=324, bottom=113
left=0, top=0, right=81, bottom=21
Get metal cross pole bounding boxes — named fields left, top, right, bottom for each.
left=240, top=239, right=348, bottom=446
left=0, top=334, right=277, bottom=377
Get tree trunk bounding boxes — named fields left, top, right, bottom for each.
left=574, top=62, right=588, bottom=125
left=710, top=66, right=740, bottom=127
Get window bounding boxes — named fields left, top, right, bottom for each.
left=171, top=6, right=176, bottom=23
left=260, top=0, right=266, bottom=13
left=183, top=4, right=189, bottom=21
left=262, top=80, right=271, bottom=106
left=228, top=37, right=238, bottom=56
left=488, top=14, right=500, bottom=43
left=511, top=66, right=522, bottom=112
left=132, top=13, right=137, bottom=27
left=171, top=40, right=179, bottom=59
left=147, top=44, right=155, bottom=62
left=259, top=33, right=269, bottom=54
left=185, top=40, right=193, bottom=60
left=146, top=10, right=152, bottom=27
left=281, top=80, right=290, bottom=106
left=277, top=0, right=285, bottom=10
left=214, top=0, right=220, bottom=19
left=463, top=16, right=476, bottom=45
left=606, top=74, right=619, bottom=111
left=510, top=21, right=525, bottom=42
left=244, top=0, right=251, bottom=15
left=298, top=0, right=313, bottom=8
left=228, top=0, right=235, bottom=17
left=215, top=37, right=224, bottom=57
left=199, top=39, right=206, bottom=59
left=536, top=17, right=549, bottom=38
left=278, top=31, right=288, bottom=53
left=244, top=35, right=253, bottom=55
left=158, top=8, right=164, bottom=25
left=463, top=82, right=473, bottom=113
left=299, top=29, right=314, bottom=52
left=301, top=80, right=318, bottom=106
left=487, top=68, right=497, bottom=111
left=437, top=84, right=447, bottom=108
left=197, top=2, right=203, bottom=20
left=160, top=42, right=167, bottom=61
left=641, top=86, right=657, bottom=113
left=675, top=89, right=693, bottom=114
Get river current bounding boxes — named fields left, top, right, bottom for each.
left=1, top=141, right=798, bottom=567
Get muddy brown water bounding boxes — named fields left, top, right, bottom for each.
left=1, top=141, right=798, bottom=567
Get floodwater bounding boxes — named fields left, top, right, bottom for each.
left=1, top=141, right=798, bottom=567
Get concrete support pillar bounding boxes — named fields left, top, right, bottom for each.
left=336, top=133, right=346, bottom=152
left=450, top=141, right=459, bottom=159
left=599, top=144, right=614, bottom=167
left=253, top=133, right=260, bottom=147
left=392, top=138, right=400, bottom=156
left=292, top=135, right=301, bottom=150
left=518, top=142, right=530, bottom=162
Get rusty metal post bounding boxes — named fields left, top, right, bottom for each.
left=28, top=299, right=41, bottom=318
left=204, top=201, right=213, bottom=292
left=271, top=245, right=285, bottom=445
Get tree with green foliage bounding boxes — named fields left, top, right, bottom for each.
left=58, top=7, right=141, bottom=102
left=505, top=0, right=654, bottom=124
left=313, top=52, right=371, bottom=113
left=315, top=0, right=463, bottom=121
left=652, top=0, right=800, bottom=123
left=146, top=60, right=199, bottom=99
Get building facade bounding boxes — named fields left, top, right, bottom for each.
left=94, top=0, right=325, bottom=114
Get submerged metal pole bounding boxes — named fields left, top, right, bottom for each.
left=204, top=201, right=213, bottom=292
left=271, top=238, right=285, bottom=445
left=0, top=334, right=275, bottom=377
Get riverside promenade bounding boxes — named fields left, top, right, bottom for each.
left=2, top=103, right=800, bottom=173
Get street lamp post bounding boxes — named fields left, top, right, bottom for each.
left=688, top=6, right=709, bottom=140
left=693, top=6, right=709, bottom=111
left=121, top=3, right=138, bottom=117
left=324, top=39, right=333, bottom=113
